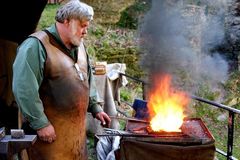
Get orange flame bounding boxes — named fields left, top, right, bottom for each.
left=147, top=74, right=189, bottom=132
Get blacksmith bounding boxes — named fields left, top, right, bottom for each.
left=12, top=1, right=111, bottom=159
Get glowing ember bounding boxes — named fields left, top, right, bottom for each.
left=148, top=74, right=189, bottom=132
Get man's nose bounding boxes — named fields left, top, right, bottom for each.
left=82, top=29, right=87, bottom=35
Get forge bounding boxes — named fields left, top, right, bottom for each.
left=116, top=118, right=215, bottom=160
left=125, top=118, right=214, bottom=145
left=97, top=74, right=216, bottom=160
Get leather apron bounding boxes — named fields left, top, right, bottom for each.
left=28, top=31, right=89, bottom=160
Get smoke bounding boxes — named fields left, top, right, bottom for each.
left=138, top=0, right=230, bottom=93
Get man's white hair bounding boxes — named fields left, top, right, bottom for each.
left=55, top=0, right=94, bottom=23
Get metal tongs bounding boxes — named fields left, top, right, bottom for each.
left=97, top=128, right=149, bottom=137
left=103, top=128, right=133, bottom=135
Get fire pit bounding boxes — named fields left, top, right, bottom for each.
left=115, top=74, right=215, bottom=160
left=117, top=118, right=215, bottom=160
left=125, top=118, right=214, bottom=145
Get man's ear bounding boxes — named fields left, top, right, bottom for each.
left=63, top=19, right=70, bottom=26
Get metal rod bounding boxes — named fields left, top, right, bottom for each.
left=116, top=108, right=130, bottom=118
left=119, top=72, right=147, bottom=84
left=216, top=148, right=237, bottom=160
left=216, top=148, right=227, bottom=157
left=227, top=112, right=234, bottom=160
left=120, top=72, right=240, bottom=114
left=97, top=133, right=148, bottom=137
left=109, top=116, right=149, bottom=123
left=119, top=72, right=240, bottom=114
left=97, top=133, right=189, bottom=138
left=97, top=133, right=190, bottom=138
left=120, top=72, right=147, bottom=101
left=142, top=82, right=146, bottom=100
left=190, top=95, right=240, bottom=114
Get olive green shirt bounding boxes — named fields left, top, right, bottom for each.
left=12, top=24, right=102, bottom=130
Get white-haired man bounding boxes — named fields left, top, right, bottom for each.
left=12, top=1, right=111, bottom=159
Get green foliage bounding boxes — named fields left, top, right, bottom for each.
left=191, top=84, right=220, bottom=122
left=87, top=132, right=97, bottom=160
left=86, top=24, right=144, bottom=78
left=119, top=119, right=127, bottom=130
left=37, top=4, right=60, bottom=30
left=38, top=4, right=145, bottom=78
left=223, top=71, right=240, bottom=108
left=120, top=88, right=132, bottom=102
left=87, top=132, right=95, bottom=148
left=220, top=71, right=240, bottom=159
left=190, top=80, right=240, bottom=159
left=90, top=26, right=105, bottom=39
left=196, top=84, right=219, bottom=101
left=117, top=0, right=151, bottom=29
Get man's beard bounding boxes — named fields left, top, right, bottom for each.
left=68, top=21, right=83, bottom=48
left=71, top=37, right=83, bottom=48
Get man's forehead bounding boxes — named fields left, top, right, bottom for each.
left=70, top=19, right=89, bottom=25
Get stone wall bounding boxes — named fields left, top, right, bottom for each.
left=182, top=5, right=206, bottom=54
left=225, top=0, right=240, bottom=70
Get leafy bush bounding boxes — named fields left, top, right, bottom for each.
left=37, top=4, right=59, bottom=30
left=85, top=24, right=144, bottom=78
left=117, top=0, right=151, bottom=29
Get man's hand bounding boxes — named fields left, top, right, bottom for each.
left=95, top=111, right=111, bottom=128
left=37, top=124, right=56, bottom=143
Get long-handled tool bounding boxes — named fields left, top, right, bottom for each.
left=109, top=116, right=149, bottom=123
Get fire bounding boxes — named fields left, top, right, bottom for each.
left=148, top=74, right=189, bottom=132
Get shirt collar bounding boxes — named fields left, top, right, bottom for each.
left=46, top=24, right=79, bottom=59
